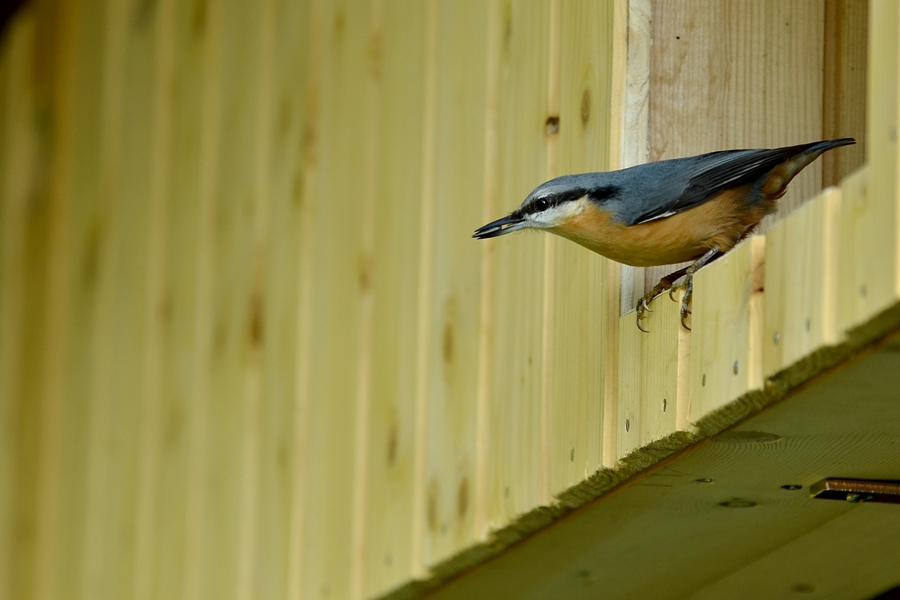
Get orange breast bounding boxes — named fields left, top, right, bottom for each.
left=551, top=187, right=773, bottom=267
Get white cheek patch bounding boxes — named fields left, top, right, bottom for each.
left=529, top=197, right=587, bottom=227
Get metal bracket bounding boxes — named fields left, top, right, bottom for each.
left=810, top=478, right=900, bottom=504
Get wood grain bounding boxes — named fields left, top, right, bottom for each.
left=418, top=0, right=491, bottom=568
left=546, top=0, right=616, bottom=495
left=480, top=0, right=551, bottom=529
left=297, top=0, right=372, bottom=597
left=690, top=236, right=766, bottom=421
left=362, top=0, right=428, bottom=595
left=0, top=11, right=40, bottom=600
left=764, top=187, right=842, bottom=379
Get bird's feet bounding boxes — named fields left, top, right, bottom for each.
left=676, top=274, right=694, bottom=330
left=635, top=265, right=690, bottom=333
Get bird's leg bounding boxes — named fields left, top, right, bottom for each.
left=677, top=247, right=721, bottom=330
left=635, top=265, right=691, bottom=332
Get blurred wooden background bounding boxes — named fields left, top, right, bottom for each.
left=0, top=0, right=874, bottom=599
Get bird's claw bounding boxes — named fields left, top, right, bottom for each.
left=635, top=296, right=654, bottom=333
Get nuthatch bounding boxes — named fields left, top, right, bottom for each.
left=474, top=138, right=855, bottom=331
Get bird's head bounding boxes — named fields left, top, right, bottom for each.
left=473, top=175, right=619, bottom=239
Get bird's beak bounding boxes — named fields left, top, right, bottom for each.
left=473, top=214, right=526, bottom=239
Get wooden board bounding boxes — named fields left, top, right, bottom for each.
left=480, top=0, right=551, bottom=529
left=764, top=188, right=841, bottom=379
left=362, top=0, right=428, bottom=595
left=416, top=0, right=491, bottom=569
left=297, top=0, right=372, bottom=597
left=0, top=10, right=39, bottom=600
left=690, top=236, right=765, bottom=421
left=80, top=0, right=163, bottom=597
left=837, top=0, right=899, bottom=334
left=30, top=1, right=109, bottom=597
left=425, top=332, right=900, bottom=600
left=545, top=0, right=616, bottom=495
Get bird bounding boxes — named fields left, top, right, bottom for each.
left=473, top=138, right=856, bottom=332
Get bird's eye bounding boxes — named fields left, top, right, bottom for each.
left=534, top=198, right=550, bottom=212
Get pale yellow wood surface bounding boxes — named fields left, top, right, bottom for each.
left=616, top=289, right=688, bottom=462
left=690, top=236, right=765, bottom=421
left=480, top=0, right=551, bottom=527
left=639, top=290, right=689, bottom=443
left=837, top=0, right=899, bottom=333
left=362, top=0, right=428, bottom=595
left=81, top=0, right=162, bottom=597
left=130, top=1, right=176, bottom=598
left=644, top=0, right=827, bottom=294
left=545, top=0, right=616, bottom=495
left=298, top=0, right=372, bottom=597
left=419, top=0, right=490, bottom=566
left=0, top=12, right=39, bottom=600
left=613, top=316, right=640, bottom=459
left=147, top=0, right=222, bottom=596
left=179, top=2, right=272, bottom=597
left=238, top=0, right=301, bottom=598
left=764, top=188, right=841, bottom=379
left=30, top=1, right=109, bottom=598
left=837, top=165, right=884, bottom=334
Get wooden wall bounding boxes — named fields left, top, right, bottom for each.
left=0, top=1, right=886, bottom=599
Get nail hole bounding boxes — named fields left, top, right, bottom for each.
left=702, top=373, right=706, bottom=387
left=781, top=484, right=802, bottom=491
left=719, top=499, right=757, bottom=508
left=695, top=478, right=714, bottom=484
left=773, top=331, right=780, bottom=345
left=733, top=360, right=739, bottom=375
left=662, top=398, right=667, bottom=412
left=545, top=116, right=560, bottom=135
left=625, top=419, right=630, bottom=432
left=570, top=448, right=575, bottom=462
left=805, top=318, right=811, bottom=332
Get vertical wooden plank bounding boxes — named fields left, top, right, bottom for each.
left=128, top=0, right=175, bottom=597
left=614, top=316, right=641, bottom=458
left=418, top=0, right=490, bottom=566
left=31, top=0, right=108, bottom=597
left=546, top=0, right=616, bottom=495
left=479, top=0, right=551, bottom=529
left=645, top=0, right=826, bottom=293
left=81, top=0, right=166, bottom=595
left=837, top=0, right=899, bottom=332
left=638, top=292, right=687, bottom=444
left=690, top=236, right=766, bottom=422
left=616, top=288, right=687, bottom=460
left=180, top=2, right=222, bottom=599
left=0, top=11, right=40, bottom=600
left=249, top=0, right=309, bottom=598
left=298, top=0, right=371, bottom=596
left=192, top=0, right=268, bottom=597
left=362, top=0, right=427, bottom=595
left=145, top=0, right=220, bottom=597
left=764, top=188, right=841, bottom=380
left=822, top=0, right=868, bottom=187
